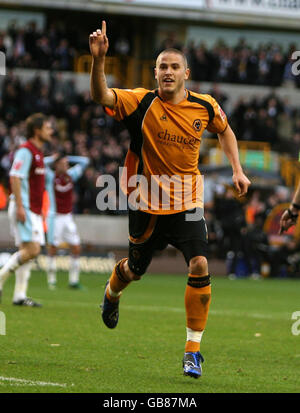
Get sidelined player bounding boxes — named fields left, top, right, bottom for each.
left=45, top=152, right=89, bottom=289
left=0, top=113, right=53, bottom=306
left=89, top=21, right=251, bottom=378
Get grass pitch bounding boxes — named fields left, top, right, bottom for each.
left=0, top=270, right=299, bottom=393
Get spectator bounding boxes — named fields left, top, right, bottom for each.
left=191, top=45, right=210, bottom=82
left=257, top=50, right=270, bottom=85
left=269, top=52, right=285, bottom=87
left=36, top=36, right=52, bottom=69
left=54, top=39, right=74, bottom=70
left=114, top=34, right=130, bottom=57
left=156, top=32, right=182, bottom=55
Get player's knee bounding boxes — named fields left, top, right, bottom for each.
left=25, top=243, right=40, bottom=259
left=127, top=247, right=152, bottom=278
left=189, top=256, right=208, bottom=275
left=126, top=266, right=142, bottom=281
left=71, top=244, right=80, bottom=256
left=125, top=259, right=143, bottom=280
left=127, top=265, right=144, bottom=279
left=32, top=243, right=41, bottom=258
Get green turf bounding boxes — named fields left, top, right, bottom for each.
left=0, top=271, right=299, bottom=393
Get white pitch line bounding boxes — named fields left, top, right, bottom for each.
left=46, top=300, right=290, bottom=320
left=123, top=305, right=290, bottom=320
left=0, top=376, right=73, bottom=388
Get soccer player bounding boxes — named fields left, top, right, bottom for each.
left=89, top=21, right=251, bottom=378
left=44, top=152, right=89, bottom=289
left=0, top=113, right=53, bottom=306
left=279, top=181, right=300, bottom=234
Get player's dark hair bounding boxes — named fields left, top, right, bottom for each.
left=156, top=48, right=188, bottom=69
left=25, top=113, right=47, bottom=139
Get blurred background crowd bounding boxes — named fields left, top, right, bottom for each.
left=1, top=21, right=300, bottom=87
left=0, top=70, right=130, bottom=214
left=0, top=15, right=299, bottom=278
left=1, top=70, right=299, bottom=206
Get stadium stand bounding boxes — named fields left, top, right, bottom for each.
left=1, top=20, right=300, bottom=88
left=0, top=7, right=299, bottom=278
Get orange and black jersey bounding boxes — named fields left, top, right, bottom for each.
left=105, top=87, right=228, bottom=214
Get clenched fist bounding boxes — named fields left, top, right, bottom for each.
left=89, top=20, right=109, bottom=59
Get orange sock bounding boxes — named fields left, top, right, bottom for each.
left=106, top=258, right=130, bottom=302
left=185, top=340, right=201, bottom=353
left=184, top=273, right=211, bottom=352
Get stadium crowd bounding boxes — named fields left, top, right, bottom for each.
left=186, top=39, right=300, bottom=88
left=1, top=71, right=299, bottom=207
left=0, top=71, right=130, bottom=214
left=1, top=70, right=299, bottom=193
left=0, top=20, right=132, bottom=72
left=205, top=184, right=299, bottom=278
left=0, top=21, right=77, bottom=71
left=0, top=21, right=299, bottom=87
left=0, top=54, right=299, bottom=277
left=226, top=95, right=300, bottom=152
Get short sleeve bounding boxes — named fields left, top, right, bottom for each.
left=9, top=147, right=32, bottom=178
left=206, top=97, right=228, bottom=134
left=104, top=88, right=148, bottom=121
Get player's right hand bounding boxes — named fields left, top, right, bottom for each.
left=89, top=20, right=109, bottom=58
left=17, top=205, right=26, bottom=223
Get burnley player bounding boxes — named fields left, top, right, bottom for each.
left=0, top=113, right=53, bottom=306
left=45, top=152, right=89, bottom=289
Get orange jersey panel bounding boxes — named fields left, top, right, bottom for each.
left=106, top=88, right=228, bottom=214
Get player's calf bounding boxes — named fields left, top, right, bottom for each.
left=101, top=258, right=139, bottom=329
left=184, top=270, right=211, bottom=377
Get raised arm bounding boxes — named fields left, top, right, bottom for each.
left=67, top=156, right=90, bottom=182
left=89, top=20, right=115, bottom=108
left=67, top=155, right=90, bottom=168
left=217, top=124, right=251, bottom=197
left=44, top=154, right=58, bottom=166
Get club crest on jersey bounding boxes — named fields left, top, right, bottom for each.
left=193, top=119, right=202, bottom=132
left=35, top=154, right=40, bottom=161
left=12, top=160, right=23, bottom=171
left=160, top=114, right=167, bottom=121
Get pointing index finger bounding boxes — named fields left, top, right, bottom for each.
left=102, top=20, right=106, bottom=35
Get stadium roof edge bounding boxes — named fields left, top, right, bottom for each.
left=0, top=0, right=300, bottom=29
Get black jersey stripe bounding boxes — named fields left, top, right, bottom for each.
left=122, top=91, right=157, bottom=173
left=187, top=91, right=215, bottom=124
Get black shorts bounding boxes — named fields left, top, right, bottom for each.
left=128, top=208, right=208, bottom=276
